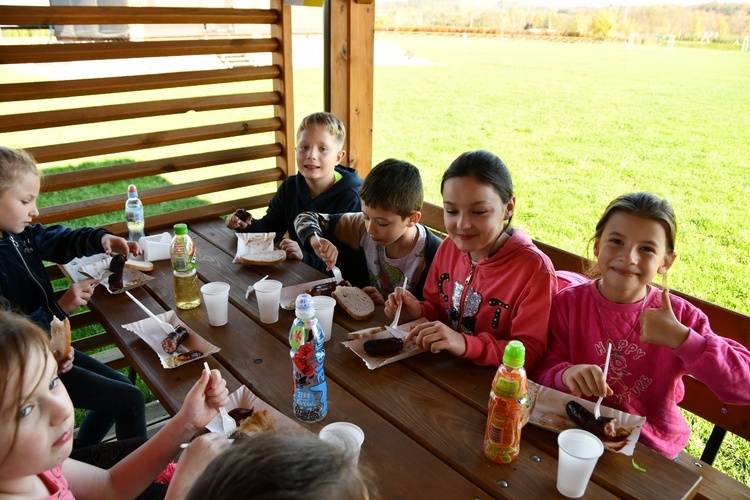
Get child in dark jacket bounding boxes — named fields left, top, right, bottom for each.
left=225, top=112, right=363, bottom=279
left=0, top=146, right=147, bottom=447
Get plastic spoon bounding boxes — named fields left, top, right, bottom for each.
left=594, top=342, right=612, bottom=419
left=204, top=361, right=236, bottom=437
left=125, top=290, right=175, bottom=336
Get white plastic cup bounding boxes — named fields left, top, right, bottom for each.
left=556, top=429, right=604, bottom=498
left=200, top=282, right=231, bottom=326
left=319, top=422, right=365, bottom=466
left=254, top=279, right=282, bottom=323
left=312, top=295, right=336, bottom=342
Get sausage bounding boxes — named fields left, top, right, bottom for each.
left=364, top=337, right=404, bottom=357
left=161, top=324, right=189, bottom=354
left=228, top=407, right=254, bottom=425
left=565, top=401, right=617, bottom=439
left=175, top=350, right=203, bottom=362
left=234, top=209, right=251, bottom=222
left=308, top=280, right=351, bottom=296
left=108, top=253, right=126, bottom=291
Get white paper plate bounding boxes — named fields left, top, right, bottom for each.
left=526, top=380, right=646, bottom=455
left=343, top=317, right=428, bottom=369
left=206, top=385, right=311, bottom=436
left=121, top=310, right=219, bottom=369
left=65, top=253, right=153, bottom=294
left=279, top=277, right=337, bottom=310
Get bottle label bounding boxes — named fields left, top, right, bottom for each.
left=493, top=377, right=521, bottom=399
left=290, top=318, right=327, bottom=422
left=171, top=237, right=196, bottom=273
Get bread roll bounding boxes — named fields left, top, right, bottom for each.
left=239, top=249, right=286, bottom=266
left=50, top=315, right=71, bottom=361
left=332, top=286, right=375, bottom=321
left=125, top=259, right=154, bottom=272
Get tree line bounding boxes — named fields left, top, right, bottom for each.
left=375, top=1, right=750, bottom=42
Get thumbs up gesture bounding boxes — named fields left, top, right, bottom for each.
left=639, top=288, right=690, bottom=349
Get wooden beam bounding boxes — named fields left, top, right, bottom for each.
left=0, top=6, right=278, bottom=25
left=271, top=0, right=296, bottom=180
left=329, top=0, right=374, bottom=176
left=0, top=66, right=280, bottom=103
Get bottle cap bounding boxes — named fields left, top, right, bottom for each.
left=173, top=223, right=188, bottom=235
left=503, top=340, right=525, bottom=369
left=128, top=184, right=138, bottom=198
left=295, top=293, right=315, bottom=319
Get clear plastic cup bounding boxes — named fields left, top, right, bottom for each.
left=312, top=295, right=336, bottom=342
left=254, top=279, right=282, bottom=323
left=200, top=282, right=231, bottom=326
left=319, top=422, right=365, bottom=466
left=556, top=429, right=604, bottom=498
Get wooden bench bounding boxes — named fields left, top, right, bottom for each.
left=419, top=200, right=750, bottom=497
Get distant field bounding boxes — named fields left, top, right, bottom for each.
left=1, top=33, right=748, bottom=484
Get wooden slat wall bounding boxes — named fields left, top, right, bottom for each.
left=0, top=4, right=294, bottom=353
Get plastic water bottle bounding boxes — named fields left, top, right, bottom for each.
left=483, top=340, right=528, bottom=463
left=170, top=223, right=200, bottom=310
left=125, top=184, right=145, bottom=242
left=289, top=293, right=328, bottom=422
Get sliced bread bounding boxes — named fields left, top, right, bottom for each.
left=348, top=325, right=385, bottom=340
left=332, top=286, right=375, bottom=321
left=239, top=249, right=286, bottom=266
left=125, top=259, right=154, bottom=272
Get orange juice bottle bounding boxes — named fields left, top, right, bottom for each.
left=483, top=340, right=527, bottom=464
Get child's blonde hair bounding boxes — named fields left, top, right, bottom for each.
left=0, top=311, right=52, bottom=466
left=296, top=112, right=346, bottom=149
left=0, top=147, right=38, bottom=194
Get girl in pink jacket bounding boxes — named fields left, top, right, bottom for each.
left=533, top=192, right=750, bottom=458
left=384, top=150, right=557, bottom=371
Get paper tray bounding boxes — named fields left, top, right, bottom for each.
left=206, top=385, right=311, bottom=436
left=343, top=317, right=428, bottom=369
left=279, top=278, right=337, bottom=310
left=122, top=311, right=219, bottom=369
left=526, top=380, right=646, bottom=455
left=64, top=253, right=153, bottom=294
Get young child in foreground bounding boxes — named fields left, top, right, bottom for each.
left=533, top=192, right=750, bottom=458
left=0, top=146, right=147, bottom=447
left=185, top=434, right=376, bottom=499
left=225, top=112, right=363, bottom=276
left=0, top=310, right=230, bottom=499
left=294, top=158, right=443, bottom=303
left=385, top=150, right=558, bottom=371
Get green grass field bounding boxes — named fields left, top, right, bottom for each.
left=1, top=33, right=748, bottom=484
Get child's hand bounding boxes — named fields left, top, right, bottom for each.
left=562, top=364, right=612, bottom=398
left=58, top=278, right=100, bottom=314
left=177, top=368, right=230, bottom=433
left=167, top=433, right=230, bottom=499
left=279, top=238, right=303, bottom=261
left=101, top=234, right=140, bottom=258
left=57, top=350, right=75, bottom=374
left=407, top=321, right=466, bottom=356
left=639, top=288, right=690, bottom=349
left=362, top=286, right=385, bottom=305
left=384, top=287, right=422, bottom=322
left=225, top=213, right=249, bottom=230
left=310, top=234, right=338, bottom=271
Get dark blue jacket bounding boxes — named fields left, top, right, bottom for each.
left=0, top=223, right=109, bottom=329
left=238, top=165, right=365, bottom=279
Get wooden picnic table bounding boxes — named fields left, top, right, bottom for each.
left=85, top=217, right=707, bottom=499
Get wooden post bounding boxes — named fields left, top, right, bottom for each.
left=272, top=0, right=296, bottom=179
left=329, top=0, right=374, bottom=177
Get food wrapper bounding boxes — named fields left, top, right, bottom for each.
left=122, top=310, right=219, bottom=369
left=526, top=380, right=646, bottom=455
left=64, top=253, right=153, bottom=294
left=206, top=385, right=312, bottom=436
left=232, top=233, right=276, bottom=263
left=343, top=318, right=428, bottom=369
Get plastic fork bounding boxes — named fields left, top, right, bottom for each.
left=389, top=276, right=409, bottom=330
left=312, top=233, right=342, bottom=282
left=125, top=290, right=175, bottom=336
left=204, top=362, right=236, bottom=437
left=594, top=342, right=612, bottom=419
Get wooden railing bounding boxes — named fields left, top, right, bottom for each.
left=1, top=4, right=294, bottom=364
